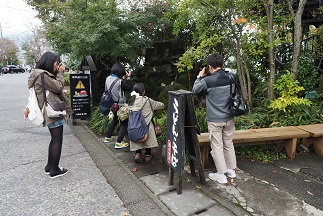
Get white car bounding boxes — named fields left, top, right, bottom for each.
left=25, top=65, right=32, bottom=72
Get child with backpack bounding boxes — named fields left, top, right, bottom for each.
left=128, top=83, right=164, bottom=163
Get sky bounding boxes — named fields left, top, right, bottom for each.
left=0, top=0, right=41, bottom=46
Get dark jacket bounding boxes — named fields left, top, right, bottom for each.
left=192, top=69, right=234, bottom=122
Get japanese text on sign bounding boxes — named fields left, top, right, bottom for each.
left=167, top=98, right=179, bottom=167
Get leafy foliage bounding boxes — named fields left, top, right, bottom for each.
left=63, top=73, right=70, bottom=84
left=155, top=112, right=168, bottom=146
left=237, top=102, right=323, bottom=128
left=195, top=107, right=208, bottom=133
left=159, top=83, right=187, bottom=110
left=315, top=75, right=323, bottom=100
left=28, top=0, right=146, bottom=66
left=295, top=53, right=319, bottom=92
left=90, top=106, right=113, bottom=135
left=269, top=72, right=311, bottom=112
left=28, top=0, right=323, bottom=162
left=128, top=0, right=174, bottom=42
left=236, top=145, right=287, bottom=162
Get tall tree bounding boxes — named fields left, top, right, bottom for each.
left=286, top=0, right=308, bottom=79
left=0, top=38, right=19, bottom=65
left=26, top=0, right=147, bottom=67
left=22, top=25, right=50, bottom=64
left=262, top=0, right=275, bottom=99
left=173, top=0, right=263, bottom=108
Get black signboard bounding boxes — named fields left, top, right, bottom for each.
left=165, top=90, right=205, bottom=194
left=70, top=74, right=91, bottom=119
left=166, top=91, right=185, bottom=176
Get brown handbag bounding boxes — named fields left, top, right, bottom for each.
left=154, top=120, right=162, bottom=136
left=148, top=99, right=162, bottom=136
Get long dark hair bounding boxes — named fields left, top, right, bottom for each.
left=128, top=83, right=146, bottom=106
left=35, top=52, right=60, bottom=74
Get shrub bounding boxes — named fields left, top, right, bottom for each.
left=269, top=72, right=311, bottom=112
left=159, top=83, right=187, bottom=109
left=155, top=112, right=168, bottom=146
left=90, top=106, right=114, bottom=135
left=64, top=72, right=70, bottom=85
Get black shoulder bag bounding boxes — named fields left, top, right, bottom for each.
left=227, top=73, right=247, bottom=116
left=100, top=78, right=119, bottom=115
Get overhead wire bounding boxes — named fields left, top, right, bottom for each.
left=0, top=4, right=33, bottom=12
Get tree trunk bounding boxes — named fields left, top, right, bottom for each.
left=227, top=1, right=251, bottom=109
left=235, top=37, right=250, bottom=108
left=287, top=0, right=308, bottom=79
left=263, top=0, right=275, bottom=99
left=242, top=58, right=252, bottom=105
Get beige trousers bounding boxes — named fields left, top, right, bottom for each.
left=208, top=119, right=237, bottom=173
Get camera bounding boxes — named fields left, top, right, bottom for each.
left=204, top=65, right=210, bottom=75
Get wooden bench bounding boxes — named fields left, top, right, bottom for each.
left=198, top=126, right=311, bottom=168
left=297, top=124, right=323, bottom=157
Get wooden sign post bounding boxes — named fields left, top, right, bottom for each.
left=165, top=90, right=205, bottom=194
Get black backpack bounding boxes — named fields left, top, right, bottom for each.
left=100, top=78, right=119, bottom=115
left=127, top=98, right=149, bottom=142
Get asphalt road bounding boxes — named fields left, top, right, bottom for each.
left=0, top=72, right=129, bottom=215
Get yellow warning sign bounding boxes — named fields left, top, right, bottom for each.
left=76, top=81, right=85, bottom=89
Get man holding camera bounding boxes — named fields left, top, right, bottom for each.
left=192, top=54, right=237, bottom=184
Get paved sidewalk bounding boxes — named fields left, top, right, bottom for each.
left=74, top=119, right=323, bottom=216
left=0, top=72, right=128, bottom=215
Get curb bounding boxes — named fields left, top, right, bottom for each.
left=70, top=120, right=175, bottom=216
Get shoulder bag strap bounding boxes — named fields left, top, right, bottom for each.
left=147, top=98, right=156, bottom=124
left=226, top=72, right=233, bottom=97
left=140, top=97, right=149, bottom=110
left=108, top=78, right=119, bottom=92
left=104, top=76, right=118, bottom=91
left=118, top=79, right=123, bottom=102
left=227, top=72, right=241, bottom=96
left=107, top=78, right=119, bottom=102
left=103, top=78, right=119, bottom=101
left=41, top=72, right=65, bottom=103
left=41, top=73, right=47, bottom=104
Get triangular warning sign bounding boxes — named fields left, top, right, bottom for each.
left=76, top=81, right=85, bottom=89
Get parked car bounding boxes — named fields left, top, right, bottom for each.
left=1, top=65, right=25, bottom=74
left=23, top=65, right=32, bottom=73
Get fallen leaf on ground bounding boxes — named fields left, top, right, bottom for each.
left=121, top=211, right=129, bottom=216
